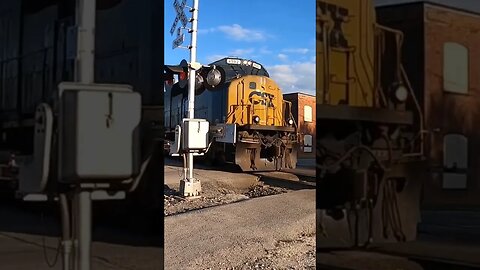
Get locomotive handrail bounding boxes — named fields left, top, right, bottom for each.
left=376, top=24, right=404, bottom=41
left=376, top=23, right=424, bottom=158
left=374, top=28, right=389, bottom=107
left=400, top=65, right=425, bottom=158
left=375, top=23, right=405, bottom=108
left=282, top=100, right=297, bottom=129
left=321, top=22, right=331, bottom=104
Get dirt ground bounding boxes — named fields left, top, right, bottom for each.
left=236, top=233, right=316, bottom=270
left=164, top=178, right=288, bottom=216
left=163, top=159, right=316, bottom=218
left=164, top=160, right=316, bottom=269
left=165, top=189, right=316, bottom=270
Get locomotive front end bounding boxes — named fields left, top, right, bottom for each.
left=225, top=74, right=298, bottom=171
left=164, top=57, right=299, bottom=172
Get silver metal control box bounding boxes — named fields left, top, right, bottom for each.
left=182, top=119, right=209, bottom=151
left=58, top=82, right=141, bottom=183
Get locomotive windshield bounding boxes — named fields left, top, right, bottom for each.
left=208, top=57, right=270, bottom=83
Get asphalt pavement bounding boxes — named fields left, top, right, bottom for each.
left=0, top=199, right=163, bottom=270
left=164, top=189, right=316, bottom=269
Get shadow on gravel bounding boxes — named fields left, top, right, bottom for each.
left=164, top=185, right=179, bottom=196
left=165, top=156, right=243, bottom=173
left=0, top=196, right=162, bottom=248
left=166, top=157, right=316, bottom=187
left=258, top=174, right=316, bottom=191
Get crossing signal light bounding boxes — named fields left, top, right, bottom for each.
left=177, top=60, right=189, bottom=89
left=164, top=61, right=227, bottom=94
left=165, top=72, right=175, bottom=86
left=164, top=60, right=189, bottom=89
left=179, top=72, right=187, bottom=81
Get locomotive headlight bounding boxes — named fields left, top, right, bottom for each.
left=394, top=85, right=409, bottom=103
left=253, top=115, right=260, bottom=124
left=288, top=119, right=294, bottom=126
left=206, top=68, right=222, bottom=88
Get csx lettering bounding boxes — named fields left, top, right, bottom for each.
left=249, top=91, right=275, bottom=108
left=317, top=1, right=349, bottom=48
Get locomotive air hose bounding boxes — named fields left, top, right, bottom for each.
left=391, top=180, right=406, bottom=241
left=382, top=179, right=406, bottom=242
left=317, top=144, right=388, bottom=172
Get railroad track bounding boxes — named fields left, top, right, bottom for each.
left=165, top=157, right=315, bottom=188
left=164, top=159, right=315, bottom=217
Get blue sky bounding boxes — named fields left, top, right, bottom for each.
left=164, top=0, right=316, bottom=95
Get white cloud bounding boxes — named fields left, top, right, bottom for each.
left=282, top=48, right=310, bottom=54
left=217, top=24, right=267, bottom=42
left=267, top=61, right=316, bottom=95
left=229, top=48, right=255, bottom=57
left=259, top=46, right=272, bottom=54
left=205, top=54, right=228, bottom=63
left=277, top=53, right=289, bottom=62
left=205, top=48, right=255, bottom=63
left=197, top=24, right=274, bottom=44
left=198, top=27, right=216, bottom=34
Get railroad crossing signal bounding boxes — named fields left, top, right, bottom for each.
left=170, top=17, right=179, bottom=35
left=171, top=0, right=188, bottom=49
left=170, top=0, right=187, bottom=35
left=169, top=0, right=203, bottom=197
left=174, top=0, right=188, bottom=27
left=173, top=28, right=185, bottom=49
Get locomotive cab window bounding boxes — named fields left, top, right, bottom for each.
left=443, top=42, right=469, bottom=94
left=443, top=134, right=468, bottom=189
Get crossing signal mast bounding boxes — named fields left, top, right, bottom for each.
left=14, top=0, right=144, bottom=269
left=170, top=0, right=208, bottom=197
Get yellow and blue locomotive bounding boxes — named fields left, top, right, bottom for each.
left=165, top=57, right=299, bottom=171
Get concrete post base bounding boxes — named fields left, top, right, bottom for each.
left=180, top=179, right=202, bottom=197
